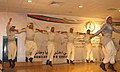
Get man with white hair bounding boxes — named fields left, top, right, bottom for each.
left=91, top=16, right=120, bottom=71
left=20, top=23, right=37, bottom=63
left=7, top=18, right=19, bottom=68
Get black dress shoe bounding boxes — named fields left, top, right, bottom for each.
left=86, top=59, right=89, bottom=63
left=90, top=60, right=94, bottom=63
left=46, top=60, right=49, bottom=65
left=49, top=61, right=53, bottom=67
left=70, top=60, right=74, bottom=64
left=8, top=59, right=13, bottom=68
left=66, top=59, right=69, bottom=64
left=100, top=62, right=107, bottom=71
left=11, top=60, right=16, bottom=68
left=29, top=58, right=33, bottom=63
left=108, top=64, right=116, bottom=72
left=25, top=57, right=28, bottom=62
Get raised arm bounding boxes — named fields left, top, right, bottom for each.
left=7, top=18, right=12, bottom=33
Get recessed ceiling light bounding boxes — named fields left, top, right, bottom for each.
left=28, top=0, right=32, bottom=2
left=79, top=6, right=83, bottom=8
left=119, top=10, right=120, bottom=12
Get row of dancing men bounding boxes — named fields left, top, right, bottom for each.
left=7, top=16, right=120, bottom=72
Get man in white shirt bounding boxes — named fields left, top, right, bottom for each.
left=45, top=27, right=57, bottom=67
left=7, top=18, right=19, bottom=68
left=84, top=29, right=94, bottom=63
left=37, top=27, right=58, bottom=66
left=61, top=28, right=79, bottom=64
left=91, top=16, right=120, bottom=71
left=20, top=23, right=37, bottom=63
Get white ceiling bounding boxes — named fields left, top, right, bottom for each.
left=0, top=0, right=120, bottom=19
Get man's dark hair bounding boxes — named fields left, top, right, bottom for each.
left=87, top=29, right=90, bottom=32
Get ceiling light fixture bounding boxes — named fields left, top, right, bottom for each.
left=79, top=6, right=83, bottom=8
left=50, top=1, right=63, bottom=6
left=28, top=0, right=32, bottom=3
left=119, top=10, right=120, bottom=12
left=107, top=8, right=117, bottom=11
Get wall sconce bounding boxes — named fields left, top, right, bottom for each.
left=85, top=21, right=95, bottom=32
left=28, top=0, right=32, bottom=2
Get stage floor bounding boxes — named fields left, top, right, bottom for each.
left=2, top=61, right=120, bottom=72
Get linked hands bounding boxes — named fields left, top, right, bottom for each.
left=90, top=34, right=95, bottom=39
